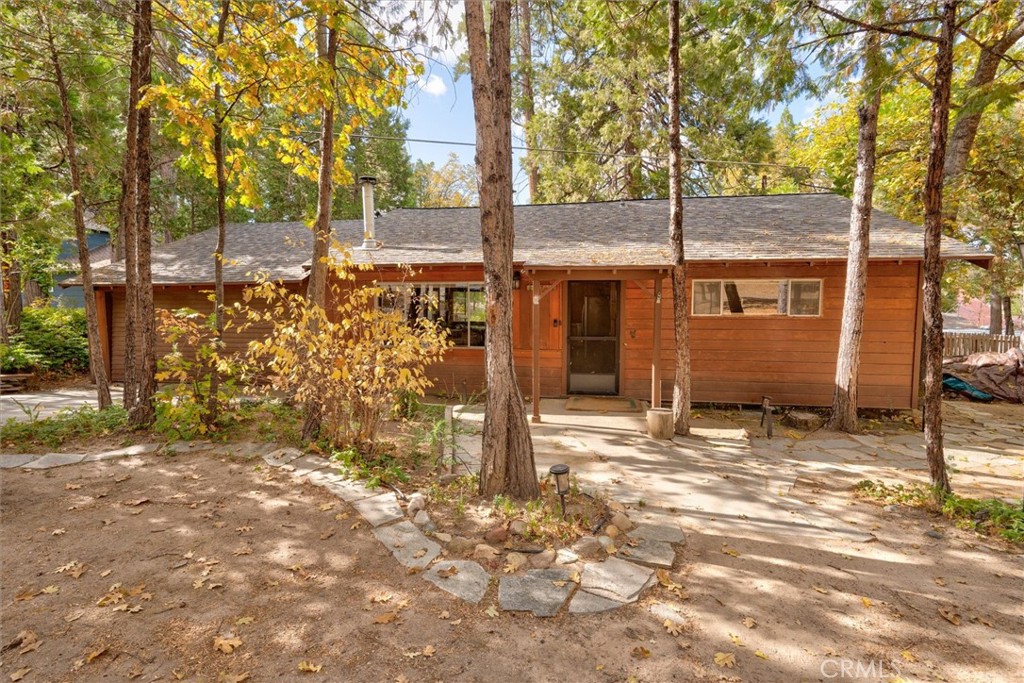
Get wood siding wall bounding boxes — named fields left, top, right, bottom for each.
left=101, top=260, right=922, bottom=409
left=105, top=284, right=297, bottom=381
left=618, top=261, right=922, bottom=409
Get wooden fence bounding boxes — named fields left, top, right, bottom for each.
left=943, top=332, right=1022, bottom=358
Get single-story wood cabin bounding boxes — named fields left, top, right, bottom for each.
left=86, top=192, right=989, bottom=416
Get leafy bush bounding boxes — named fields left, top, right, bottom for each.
left=154, top=307, right=247, bottom=440
left=0, top=342, right=45, bottom=373
left=856, top=479, right=1024, bottom=543
left=244, top=253, right=451, bottom=452
left=15, top=306, right=90, bottom=373
left=1, top=405, right=129, bottom=451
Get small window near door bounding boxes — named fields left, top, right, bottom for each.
left=692, top=279, right=822, bottom=317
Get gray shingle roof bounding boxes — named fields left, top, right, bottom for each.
left=90, top=194, right=989, bottom=285
left=351, top=193, right=988, bottom=267
left=90, top=220, right=362, bottom=285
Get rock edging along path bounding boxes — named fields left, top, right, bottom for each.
left=2, top=443, right=685, bottom=618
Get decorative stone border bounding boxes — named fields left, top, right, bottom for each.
left=1, top=443, right=686, bottom=617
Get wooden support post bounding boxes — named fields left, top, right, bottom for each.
left=651, top=275, right=662, bottom=408
left=531, top=287, right=541, bottom=423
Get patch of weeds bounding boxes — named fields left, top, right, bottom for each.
left=329, top=443, right=410, bottom=489
left=234, top=399, right=302, bottom=445
left=488, top=476, right=605, bottom=544
left=1, top=406, right=130, bottom=452
left=426, top=473, right=478, bottom=519
left=856, top=479, right=1024, bottom=544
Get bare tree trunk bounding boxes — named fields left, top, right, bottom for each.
left=668, top=0, right=690, bottom=436
left=989, top=290, right=1003, bottom=334
left=46, top=19, right=111, bottom=409
left=465, top=0, right=539, bottom=499
left=942, top=6, right=1024, bottom=179
left=206, top=0, right=231, bottom=425
left=1003, top=296, right=1015, bottom=336
left=22, top=280, right=43, bottom=306
left=300, top=16, right=338, bottom=444
left=130, top=0, right=157, bottom=426
left=921, top=1, right=958, bottom=498
left=827, top=21, right=882, bottom=433
left=122, top=0, right=142, bottom=412
left=516, top=0, right=539, bottom=201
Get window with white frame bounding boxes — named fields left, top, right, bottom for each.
left=378, top=283, right=487, bottom=347
left=692, top=279, right=822, bottom=317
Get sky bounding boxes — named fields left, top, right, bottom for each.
left=399, top=14, right=831, bottom=205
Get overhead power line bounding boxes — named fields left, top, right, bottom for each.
left=347, top=133, right=810, bottom=170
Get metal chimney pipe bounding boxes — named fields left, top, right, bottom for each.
left=358, top=176, right=380, bottom=250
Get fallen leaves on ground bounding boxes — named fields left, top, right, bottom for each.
left=412, top=548, right=427, bottom=559
left=938, top=607, right=961, bottom=625
left=438, top=610, right=450, bottom=620
left=40, top=585, right=59, bottom=595
left=741, top=616, right=757, bottom=629
left=374, top=611, right=399, bottom=624
left=370, top=592, right=393, bottom=604
left=65, top=483, right=81, bottom=490
left=631, top=646, right=651, bottom=659
left=298, top=661, right=323, bottom=672
left=970, top=615, right=993, bottom=627
left=754, top=650, right=769, bottom=660
left=900, top=650, right=918, bottom=663
left=9, top=668, right=31, bottom=682
left=422, top=645, right=436, bottom=657
left=663, top=620, right=683, bottom=636
left=933, top=577, right=946, bottom=586
left=720, top=545, right=740, bottom=558
left=729, top=633, right=745, bottom=647
left=436, top=566, right=459, bottom=579
left=85, top=647, right=108, bottom=664
left=812, top=585, right=829, bottom=594
left=714, top=652, right=737, bottom=668
left=484, top=605, right=499, bottom=618
left=235, top=616, right=255, bottom=626
left=860, top=597, right=874, bottom=609
left=14, top=588, right=38, bottom=602
left=51, top=528, right=66, bottom=536
left=213, top=635, right=243, bottom=654
left=218, top=673, right=249, bottom=683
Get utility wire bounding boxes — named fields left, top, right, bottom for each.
left=347, top=133, right=810, bottom=170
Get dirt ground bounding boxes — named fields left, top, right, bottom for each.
left=2, top=441, right=1022, bottom=682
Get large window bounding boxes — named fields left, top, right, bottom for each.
left=379, top=283, right=487, bottom=347
left=692, top=279, right=822, bottom=317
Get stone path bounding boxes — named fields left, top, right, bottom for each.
left=1, top=440, right=677, bottom=618
left=0, top=387, right=125, bottom=422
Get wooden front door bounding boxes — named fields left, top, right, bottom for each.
left=567, top=281, right=619, bottom=394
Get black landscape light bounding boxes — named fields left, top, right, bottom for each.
left=549, top=464, right=570, bottom=517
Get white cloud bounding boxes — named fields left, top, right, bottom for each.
left=418, top=74, right=448, bottom=97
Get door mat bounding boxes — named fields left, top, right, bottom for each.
left=565, top=396, right=644, bottom=413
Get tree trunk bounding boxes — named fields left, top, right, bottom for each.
left=516, top=0, right=539, bottom=202
left=921, top=1, right=958, bottom=498
left=47, top=20, right=111, bottom=409
left=826, top=21, right=882, bottom=433
left=300, top=17, right=339, bottom=444
left=130, top=0, right=157, bottom=426
left=122, top=0, right=142, bottom=413
left=989, top=291, right=1003, bottom=334
left=1003, top=296, right=1015, bottom=336
left=668, top=0, right=690, bottom=436
left=22, top=280, right=43, bottom=306
left=206, top=0, right=231, bottom=425
left=465, top=0, right=539, bottom=499
left=942, top=6, right=1024, bottom=180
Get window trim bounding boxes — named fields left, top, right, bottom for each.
left=378, top=282, right=488, bottom=349
left=690, top=278, right=823, bottom=318
left=787, top=279, right=823, bottom=317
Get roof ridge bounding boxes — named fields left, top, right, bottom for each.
left=380, top=192, right=838, bottom=212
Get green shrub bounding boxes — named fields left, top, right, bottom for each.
left=0, top=342, right=45, bottom=373
left=0, top=405, right=129, bottom=451
left=14, top=307, right=90, bottom=373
